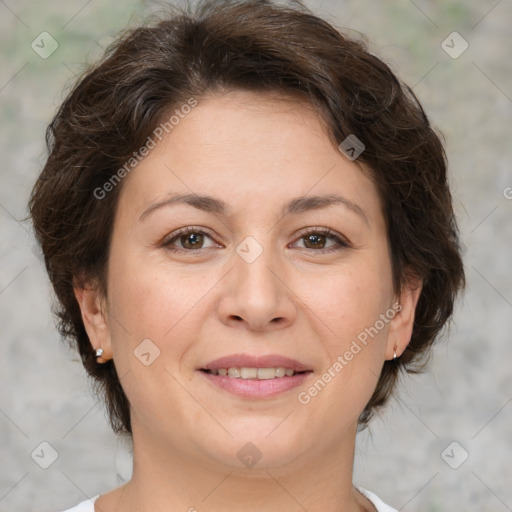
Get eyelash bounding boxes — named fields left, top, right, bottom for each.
left=162, top=226, right=350, bottom=254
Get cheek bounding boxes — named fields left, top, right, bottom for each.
left=295, top=283, right=389, bottom=430
left=103, top=257, right=210, bottom=426
left=298, top=257, right=394, bottom=415
left=299, top=261, right=393, bottom=348
left=105, top=254, right=218, bottom=365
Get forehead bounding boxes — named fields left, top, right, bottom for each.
left=117, top=90, right=382, bottom=223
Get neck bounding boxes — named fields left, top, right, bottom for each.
left=102, top=423, right=367, bottom=512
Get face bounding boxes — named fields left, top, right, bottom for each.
left=78, top=90, right=419, bottom=472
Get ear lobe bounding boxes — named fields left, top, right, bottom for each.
left=73, top=276, right=112, bottom=362
left=385, top=274, right=423, bottom=360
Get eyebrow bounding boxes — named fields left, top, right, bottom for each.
left=139, top=192, right=369, bottom=225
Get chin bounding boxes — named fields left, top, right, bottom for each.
left=198, top=425, right=308, bottom=471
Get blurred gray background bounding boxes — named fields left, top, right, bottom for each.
left=1, top=1, right=511, bottom=511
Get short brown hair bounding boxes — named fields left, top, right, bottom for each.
left=29, top=0, right=465, bottom=434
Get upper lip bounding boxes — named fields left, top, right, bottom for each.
left=201, top=354, right=312, bottom=373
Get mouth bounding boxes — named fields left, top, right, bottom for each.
left=198, top=354, right=313, bottom=398
left=200, top=366, right=309, bottom=379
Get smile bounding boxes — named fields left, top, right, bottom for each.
left=199, top=368, right=312, bottom=398
left=202, top=367, right=301, bottom=379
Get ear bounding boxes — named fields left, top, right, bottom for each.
left=73, top=275, right=112, bottom=363
left=385, top=272, right=423, bottom=360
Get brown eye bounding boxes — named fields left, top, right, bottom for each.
left=180, top=232, right=204, bottom=249
left=164, top=227, right=219, bottom=252
left=304, top=233, right=327, bottom=249
left=292, top=228, right=349, bottom=252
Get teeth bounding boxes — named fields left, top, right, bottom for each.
left=227, top=368, right=240, bottom=378
left=207, top=366, right=297, bottom=379
left=241, top=367, right=258, bottom=379
left=275, top=367, right=286, bottom=377
left=256, top=367, right=275, bottom=380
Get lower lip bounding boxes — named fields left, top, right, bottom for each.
left=199, top=371, right=312, bottom=398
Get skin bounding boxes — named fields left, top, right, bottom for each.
left=75, top=90, right=421, bottom=512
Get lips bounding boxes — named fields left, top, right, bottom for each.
left=201, top=354, right=312, bottom=373
left=198, top=353, right=313, bottom=398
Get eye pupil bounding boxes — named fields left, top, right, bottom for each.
left=304, top=234, right=325, bottom=249
left=182, top=232, right=203, bottom=249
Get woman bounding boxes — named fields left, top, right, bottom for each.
left=29, top=1, right=465, bottom=510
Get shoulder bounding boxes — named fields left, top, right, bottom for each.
left=58, top=495, right=99, bottom=512
left=356, top=487, right=398, bottom=512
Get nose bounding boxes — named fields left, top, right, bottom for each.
left=217, top=240, right=297, bottom=332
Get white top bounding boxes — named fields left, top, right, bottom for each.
left=59, top=488, right=397, bottom=511
left=357, top=487, right=398, bottom=511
